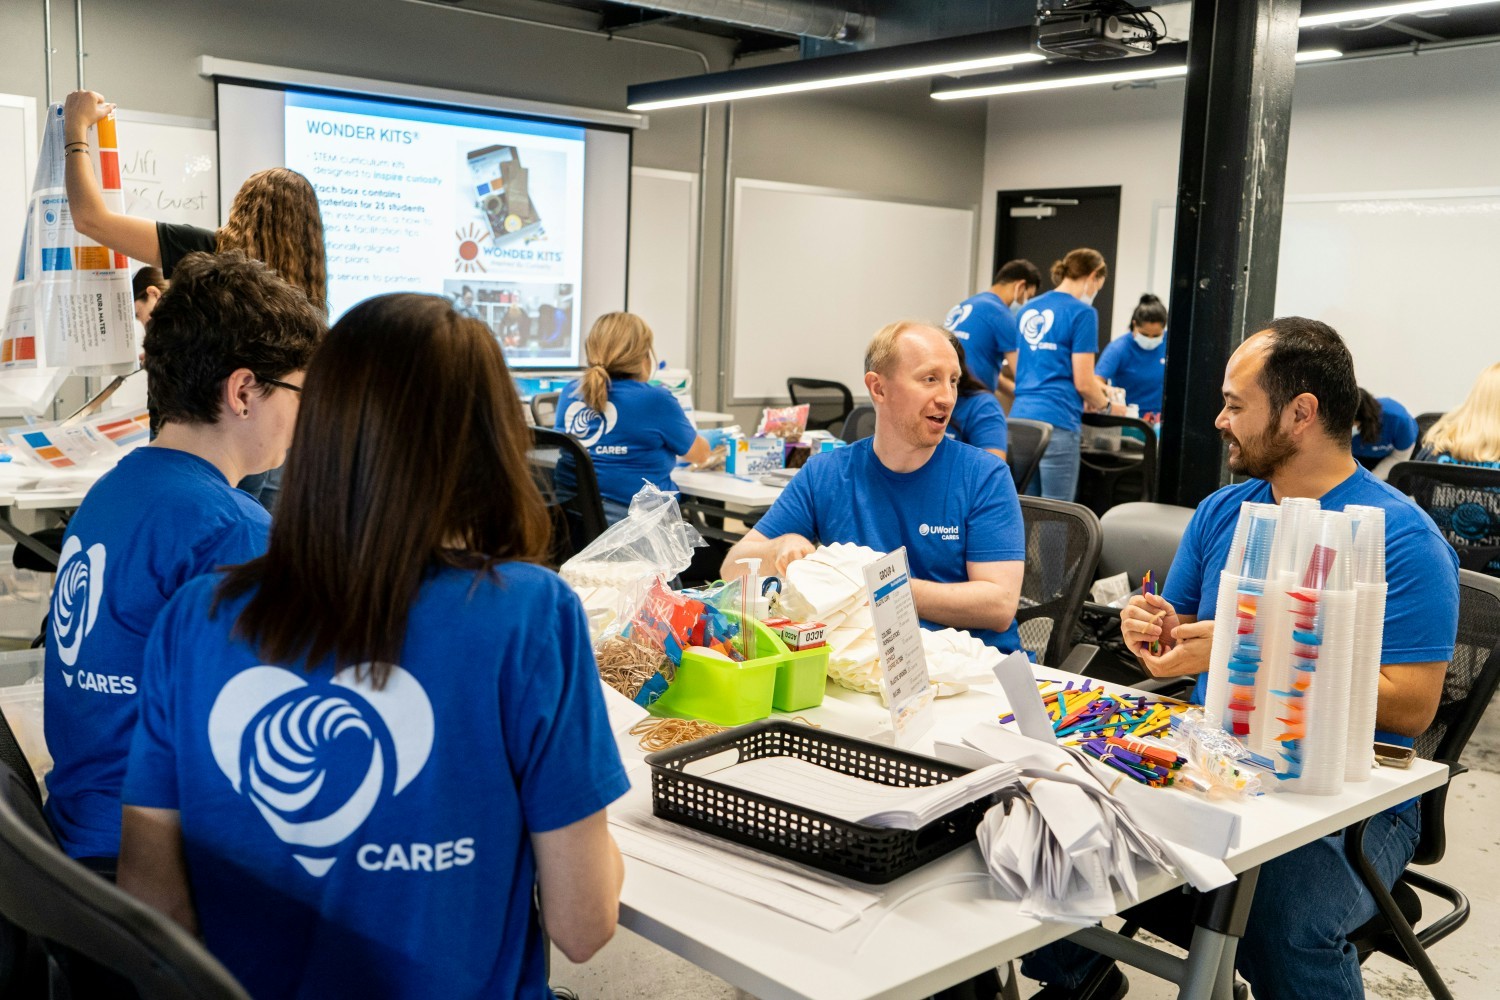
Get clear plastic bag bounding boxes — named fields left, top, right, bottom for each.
left=560, top=483, right=703, bottom=591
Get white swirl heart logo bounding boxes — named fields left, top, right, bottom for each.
left=1019, top=308, right=1055, bottom=347
left=944, top=303, right=971, bottom=331
left=562, top=400, right=618, bottom=448
left=919, top=523, right=931, bottom=537
left=208, top=665, right=435, bottom=877
left=51, top=537, right=107, bottom=668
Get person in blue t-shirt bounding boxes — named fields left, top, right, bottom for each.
left=1024, top=318, right=1459, bottom=1000
left=1351, top=388, right=1418, bottom=475
left=722, top=322, right=1026, bottom=652
left=945, top=331, right=1007, bottom=459
left=556, top=311, right=710, bottom=522
left=119, top=294, right=629, bottom=999
left=43, top=252, right=324, bottom=874
left=943, top=259, right=1042, bottom=406
left=1096, top=293, right=1168, bottom=426
left=1010, top=248, right=1125, bottom=502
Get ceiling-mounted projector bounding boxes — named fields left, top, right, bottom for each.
left=1034, top=2, right=1162, bottom=60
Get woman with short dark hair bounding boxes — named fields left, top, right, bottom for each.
left=1096, top=293, right=1169, bottom=426
left=118, top=293, right=628, bottom=998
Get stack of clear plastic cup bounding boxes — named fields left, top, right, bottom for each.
left=1251, top=497, right=1319, bottom=759
left=1206, top=503, right=1279, bottom=734
left=1344, top=505, right=1388, bottom=782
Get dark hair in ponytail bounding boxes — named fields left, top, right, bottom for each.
left=945, top=332, right=990, bottom=397
left=1354, top=388, right=1383, bottom=442
left=1131, top=294, right=1168, bottom=328
left=1050, top=248, right=1107, bottom=285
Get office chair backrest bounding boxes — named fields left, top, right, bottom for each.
left=1077, top=412, right=1158, bottom=515
left=840, top=403, right=876, bottom=443
left=1387, top=461, right=1500, bottom=577
left=1005, top=419, right=1052, bottom=495
left=1421, top=570, right=1500, bottom=766
left=1414, top=411, right=1445, bottom=449
left=786, top=378, right=854, bottom=434
left=528, top=426, right=609, bottom=568
left=1016, top=497, right=1103, bottom=666
left=0, top=759, right=250, bottom=999
left=530, top=391, right=562, bottom=429
left=1096, top=502, right=1195, bottom=591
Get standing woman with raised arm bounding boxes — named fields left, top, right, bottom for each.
left=1008, top=248, right=1120, bottom=502
left=64, top=90, right=326, bottom=506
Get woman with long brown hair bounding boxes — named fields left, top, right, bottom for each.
left=117, top=294, right=628, bottom=998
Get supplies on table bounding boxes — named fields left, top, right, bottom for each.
left=1201, top=498, right=1385, bottom=794
left=649, top=364, right=695, bottom=417
left=645, top=719, right=1017, bottom=883
left=757, top=404, right=809, bottom=441
left=725, top=435, right=785, bottom=476
left=780, top=543, right=1000, bottom=700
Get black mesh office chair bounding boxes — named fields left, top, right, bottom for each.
left=840, top=403, right=876, bottom=443
left=530, top=391, right=562, bottom=429
left=1343, top=569, right=1500, bottom=1000
left=0, top=718, right=250, bottom=1000
left=787, top=378, right=853, bottom=434
left=1414, top=412, right=1445, bottom=449
left=1015, top=497, right=1102, bottom=667
left=1005, top=419, right=1052, bottom=495
left=529, top=427, right=608, bottom=568
left=1387, top=461, right=1500, bottom=577
left=1075, top=413, right=1158, bottom=517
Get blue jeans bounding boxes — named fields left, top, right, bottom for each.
left=236, top=463, right=284, bottom=514
left=1020, top=805, right=1421, bottom=998
left=1027, top=425, right=1080, bottom=503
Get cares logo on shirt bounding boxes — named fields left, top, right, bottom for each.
left=944, top=303, right=972, bottom=331
left=918, top=523, right=961, bottom=541
left=51, top=536, right=107, bottom=671
left=562, top=400, right=618, bottom=449
left=1019, top=308, right=1055, bottom=349
left=208, top=664, right=463, bottom=879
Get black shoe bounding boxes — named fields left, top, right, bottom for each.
left=929, top=967, right=1004, bottom=1000
left=1029, top=963, right=1128, bottom=1000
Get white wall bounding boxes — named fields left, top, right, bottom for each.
left=979, top=44, right=1500, bottom=371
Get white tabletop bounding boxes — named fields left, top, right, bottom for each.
left=614, top=674, right=1447, bottom=1000
left=670, top=468, right=785, bottom=514
left=0, top=466, right=104, bottom=511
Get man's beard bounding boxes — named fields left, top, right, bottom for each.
left=1224, top=420, right=1296, bottom=479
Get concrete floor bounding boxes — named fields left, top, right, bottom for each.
left=551, top=693, right=1500, bottom=1000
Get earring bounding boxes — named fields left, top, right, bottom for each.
left=241, top=408, right=249, bottom=416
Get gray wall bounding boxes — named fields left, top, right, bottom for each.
left=1, top=0, right=988, bottom=416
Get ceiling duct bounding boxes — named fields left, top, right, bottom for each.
left=620, top=0, right=866, bottom=40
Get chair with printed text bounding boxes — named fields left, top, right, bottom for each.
left=1005, top=419, right=1051, bottom=495
left=1342, top=569, right=1500, bottom=1000
left=787, top=378, right=854, bottom=435
left=1414, top=412, right=1445, bottom=450
left=530, top=391, right=562, bottom=429
left=840, top=403, right=876, bottom=444
left=528, top=427, right=608, bottom=568
left=1015, top=497, right=1102, bottom=670
left=1075, top=413, right=1157, bottom=517
left=1387, top=461, right=1500, bottom=577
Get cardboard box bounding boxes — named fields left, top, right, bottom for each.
left=726, top=435, right=785, bottom=476
left=779, top=621, right=827, bottom=650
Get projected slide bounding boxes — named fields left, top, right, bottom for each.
left=283, top=91, right=587, bottom=367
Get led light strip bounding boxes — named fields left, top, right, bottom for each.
left=1299, top=0, right=1499, bottom=29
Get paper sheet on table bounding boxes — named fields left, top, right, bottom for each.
left=992, top=650, right=1057, bottom=744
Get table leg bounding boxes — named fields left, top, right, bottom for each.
left=1176, top=866, right=1258, bottom=1000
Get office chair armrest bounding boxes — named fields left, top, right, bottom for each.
left=1410, top=760, right=1467, bottom=867
left=1056, top=643, right=1099, bottom=675
left=1130, top=675, right=1196, bottom=699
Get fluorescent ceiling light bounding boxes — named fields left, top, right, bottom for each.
left=628, top=52, right=1043, bottom=110
left=1299, top=0, right=1499, bottom=28
left=933, top=63, right=1187, bottom=100
left=1294, top=48, right=1345, bottom=62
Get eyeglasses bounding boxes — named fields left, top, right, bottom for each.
left=255, top=374, right=303, bottom=395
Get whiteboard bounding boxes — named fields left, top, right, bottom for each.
left=112, top=110, right=220, bottom=238
left=628, top=168, right=697, bottom=373
left=730, top=180, right=975, bottom=402
left=0, top=94, right=38, bottom=333
left=1150, top=190, right=1500, bottom=415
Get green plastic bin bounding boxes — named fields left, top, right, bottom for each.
left=649, top=614, right=827, bottom=726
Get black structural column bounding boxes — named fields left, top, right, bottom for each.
left=1158, top=0, right=1301, bottom=507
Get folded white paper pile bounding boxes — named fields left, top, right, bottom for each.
left=781, top=544, right=999, bottom=699
left=706, top=756, right=1019, bottom=830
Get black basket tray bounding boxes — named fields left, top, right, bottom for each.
left=644, top=719, right=997, bottom=884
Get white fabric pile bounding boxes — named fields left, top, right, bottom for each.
left=779, top=544, right=999, bottom=701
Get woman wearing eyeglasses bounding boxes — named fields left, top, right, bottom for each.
left=42, top=251, right=324, bottom=877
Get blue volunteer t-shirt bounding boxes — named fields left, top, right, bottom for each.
left=753, top=437, right=1026, bottom=651
left=944, top=291, right=1019, bottom=391
left=1351, top=396, right=1418, bottom=463
left=1010, top=290, right=1100, bottom=433
left=1096, top=333, right=1167, bottom=419
left=123, top=563, right=629, bottom=1000
left=947, top=391, right=1009, bottom=454
left=555, top=377, right=698, bottom=507
left=44, top=447, right=270, bottom=860
left=1161, top=466, right=1458, bottom=749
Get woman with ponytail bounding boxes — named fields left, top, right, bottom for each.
left=1096, top=293, right=1169, bottom=425
left=1010, top=248, right=1118, bottom=501
left=1351, top=387, right=1418, bottom=476
left=555, top=312, right=711, bottom=522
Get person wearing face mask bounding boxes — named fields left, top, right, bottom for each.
left=943, top=259, right=1042, bottom=410
left=1009, top=248, right=1118, bottom=502
left=1096, top=294, right=1169, bottom=426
